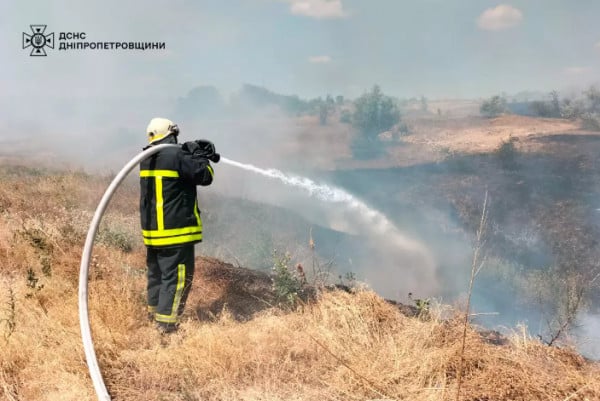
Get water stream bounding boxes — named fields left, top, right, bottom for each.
left=221, top=157, right=438, bottom=295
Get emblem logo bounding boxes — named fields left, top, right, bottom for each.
left=23, top=25, right=55, bottom=56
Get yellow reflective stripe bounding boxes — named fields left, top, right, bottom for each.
left=140, top=170, right=179, bottom=178
left=193, top=200, right=202, bottom=229
left=155, top=263, right=186, bottom=324
left=143, top=233, right=202, bottom=247
left=173, top=264, right=185, bottom=316
left=207, top=165, right=214, bottom=177
left=155, top=177, right=164, bottom=230
left=147, top=305, right=157, bottom=313
left=142, top=226, right=201, bottom=238
left=155, top=314, right=177, bottom=323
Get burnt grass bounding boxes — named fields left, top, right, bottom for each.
left=324, top=134, right=600, bottom=325
left=198, top=132, right=600, bottom=341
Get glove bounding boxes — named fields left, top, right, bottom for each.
left=194, top=140, right=216, bottom=156
left=182, top=140, right=220, bottom=163
left=194, top=140, right=220, bottom=163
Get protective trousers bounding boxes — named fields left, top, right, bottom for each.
left=146, top=244, right=195, bottom=325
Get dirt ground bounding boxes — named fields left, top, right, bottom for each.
left=273, top=113, right=587, bottom=170
left=403, top=114, right=578, bottom=154
left=0, top=110, right=589, bottom=173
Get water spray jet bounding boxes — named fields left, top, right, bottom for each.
left=220, top=157, right=438, bottom=295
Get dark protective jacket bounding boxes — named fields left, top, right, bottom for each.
left=139, top=142, right=214, bottom=248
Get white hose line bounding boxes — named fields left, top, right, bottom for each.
left=78, top=144, right=179, bottom=401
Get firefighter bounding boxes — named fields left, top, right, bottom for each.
left=140, top=117, right=215, bottom=333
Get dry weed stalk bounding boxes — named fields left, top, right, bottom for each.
left=308, top=226, right=335, bottom=288
left=544, top=270, right=600, bottom=347
left=0, top=279, right=16, bottom=341
left=456, top=190, right=489, bottom=401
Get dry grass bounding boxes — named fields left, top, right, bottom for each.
left=0, top=165, right=599, bottom=401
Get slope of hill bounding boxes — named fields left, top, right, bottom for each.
left=0, top=164, right=599, bottom=400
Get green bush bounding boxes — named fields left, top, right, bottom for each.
left=560, top=98, right=585, bottom=119
left=97, top=225, right=134, bottom=253
left=271, top=252, right=303, bottom=308
left=529, top=101, right=555, bottom=117
left=480, top=95, right=507, bottom=118
left=18, top=225, right=53, bottom=277
left=581, top=112, right=600, bottom=131
left=352, top=85, right=400, bottom=139
left=351, top=85, right=400, bottom=158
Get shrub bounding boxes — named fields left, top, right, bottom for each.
left=480, top=95, right=507, bottom=118
left=560, top=98, right=585, bottom=119
left=495, top=137, right=518, bottom=170
left=351, top=85, right=400, bottom=158
left=352, top=85, right=400, bottom=139
left=17, top=225, right=53, bottom=277
left=97, top=225, right=134, bottom=253
left=581, top=112, right=600, bottom=131
left=527, top=91, right=562, bottom=118
left=271, top=252, right=304, bottom=308
left=529, top=101, right=555, bottom=117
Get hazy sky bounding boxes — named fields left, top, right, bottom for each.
left=1, top=0, right=599, bottom=103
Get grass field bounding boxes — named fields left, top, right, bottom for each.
left=0, top=162, right=599, bottom=400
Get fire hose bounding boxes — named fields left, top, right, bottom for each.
left=78, top=143, right=219, bottom=401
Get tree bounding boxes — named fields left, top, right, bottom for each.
left=351, top=85, right=400, bottom=158
left=480, top=95, right=507, bottom=118
left=352, top=85, right=400, bottom=139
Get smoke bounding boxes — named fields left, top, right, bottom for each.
left=575, top=313, right=600, bottom=360
left=0, top=83, right=460, bottom=302
left=220, top=157, right=439, bottom=297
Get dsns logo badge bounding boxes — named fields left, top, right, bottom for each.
left=22, top=25, right=54, bottom=56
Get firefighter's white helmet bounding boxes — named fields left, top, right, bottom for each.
left=146, top=117, right=179, bottom=144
